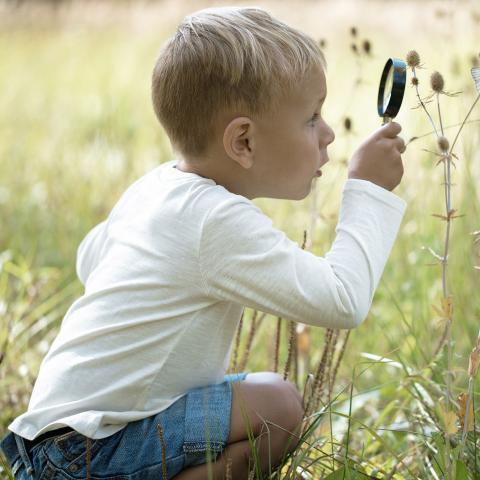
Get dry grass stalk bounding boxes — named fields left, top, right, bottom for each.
left=238, top=311, right=267, bottom=372
left=293, top=327, right=299, bottom=386
left=311, top=328, right=333, bottom=409
left=297, top=324, right=312, bottom=380
left=273, top=316, right=282, bottom=373
left=238, top=310, right=259, bottom=372
left=225, top=456, right=233, bottom=480
left=156, top=424, right=168, bottom=480
left=86, top=437, right=91, bottom=480
left=230, top=309, right=245, bottom=372
left=314, top=328, right=337, bottom=407
left=330, top=330, right=351, bottom=397
left=303, top=328, right=333, bottom=419
left=283, top=319, right=297, bottom=381
left=325, top=329, right=340, bottom=397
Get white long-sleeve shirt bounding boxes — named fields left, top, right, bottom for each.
left=9, top=159, right=407, bottom=440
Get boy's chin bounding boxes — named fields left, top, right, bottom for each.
left=262, top=189, right=310, bottom=201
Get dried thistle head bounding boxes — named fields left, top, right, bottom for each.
left=431, top=71, right=445, bottom=93
left=437, top=136, right=449, bottom=153
left=406, top=50, right=420, bottom=68
left=362, top=39, right=371, bottom=55
left=344, top=117, right=352, bottom=131
left=411, top=77, right=419, bottom=86
left=424, top=71, right=461, bottom=100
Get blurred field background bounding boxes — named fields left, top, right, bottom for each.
left=1, top=0, right=480, bottom=477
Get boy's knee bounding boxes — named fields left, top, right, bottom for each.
left=251, top=371, right=304, bottom=412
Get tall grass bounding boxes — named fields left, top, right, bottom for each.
left=1, top=1, right=480, bottom=478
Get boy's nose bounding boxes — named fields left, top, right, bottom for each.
left=322, top=124, right=335, bottom=146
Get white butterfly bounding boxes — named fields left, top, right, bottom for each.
left=472, top=67, right=480, bottom=93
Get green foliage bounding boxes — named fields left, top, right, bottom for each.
left=1, top=2, right=480, bottom=479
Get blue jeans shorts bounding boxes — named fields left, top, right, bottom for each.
left=0, top=372, right=248, bottom=479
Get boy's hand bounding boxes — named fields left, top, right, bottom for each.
left=347, top=121, right=406, bottom=191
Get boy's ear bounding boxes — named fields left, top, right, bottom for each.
left=222, top=117, right=255, bottom=169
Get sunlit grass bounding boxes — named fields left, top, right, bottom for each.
left=1, top=1, right=480, bottom=478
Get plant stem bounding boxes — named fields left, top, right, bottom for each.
left=448, top=93, right=480, bottom=155
left=412, top=67, right=439, bottom=137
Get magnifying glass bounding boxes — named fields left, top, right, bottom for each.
left=377, top=58, right=406, bottom=125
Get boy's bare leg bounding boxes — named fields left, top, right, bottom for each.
left=172, top=372, right=304, bottom=479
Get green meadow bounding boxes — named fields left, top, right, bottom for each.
left=1, top=1, right=480, bottom=477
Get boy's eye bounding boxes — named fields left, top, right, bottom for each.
left=309, top=113, right=320, bottom=124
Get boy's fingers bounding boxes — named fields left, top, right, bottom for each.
left=396, top=136, right=406, bottom=153
left=380, top=121, right=402, bottom=138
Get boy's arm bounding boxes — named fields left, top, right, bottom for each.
left=199, top=179, right=406, bottom=330
left=76, top=220, right=108, bottom=286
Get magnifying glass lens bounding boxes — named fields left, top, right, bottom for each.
left=383, top=68, right=394, bottom=111
left=377, top=57, right=406, bottom=120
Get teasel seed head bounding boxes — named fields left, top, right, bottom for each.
left=344, top=117, right=352, bottom=131
left=362, top=39, right=371, bottom=55
left=406, top=50, right=420, bottom=68
left=431, top=71, right=445, bottom=93
left=437, top=135, right=449, bottom=153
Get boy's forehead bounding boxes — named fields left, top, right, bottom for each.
left=288, top=67, right=327, bottom=106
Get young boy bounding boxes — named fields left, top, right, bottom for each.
left=1, top=6, right=406, bottom=480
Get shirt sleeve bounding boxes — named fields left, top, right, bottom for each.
left=198, top=179, right=407, bottom=329
left=76, top=220, right=108, bottom=286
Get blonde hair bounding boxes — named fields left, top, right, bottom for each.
left=151, top=6, right=326, bottom=158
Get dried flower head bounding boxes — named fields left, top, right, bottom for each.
left=350, top=26, right=357, bottom=37
left=344, top=117, right=352, bottom=131
left=468, top=336, right=480, bottom=377
left=431, top=71, right=445, bottom=92
left=406, top=50, right=420, bottom=68
left=437, top=136, right=449, bottom=153
left=351, top=43, right=358, bottom=54
left=362, top=39, right=371, bottom=55
left=318, top=38, right=327, bottom=48
left=411, top=77, right=419, bottom=86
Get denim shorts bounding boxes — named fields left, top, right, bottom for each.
left=0, top=372, right=248, bottom=479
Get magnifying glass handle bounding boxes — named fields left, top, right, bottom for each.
left=382, top=116, right=392, bottom=125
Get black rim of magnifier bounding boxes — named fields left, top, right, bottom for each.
left=377, top=58, right=406, bottom=118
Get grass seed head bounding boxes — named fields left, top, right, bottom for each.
left=406, top=50, right=420, bottom=67
left=430, top=71, right=445, bottom=92
left=437, top=136, right=449, bottom=153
